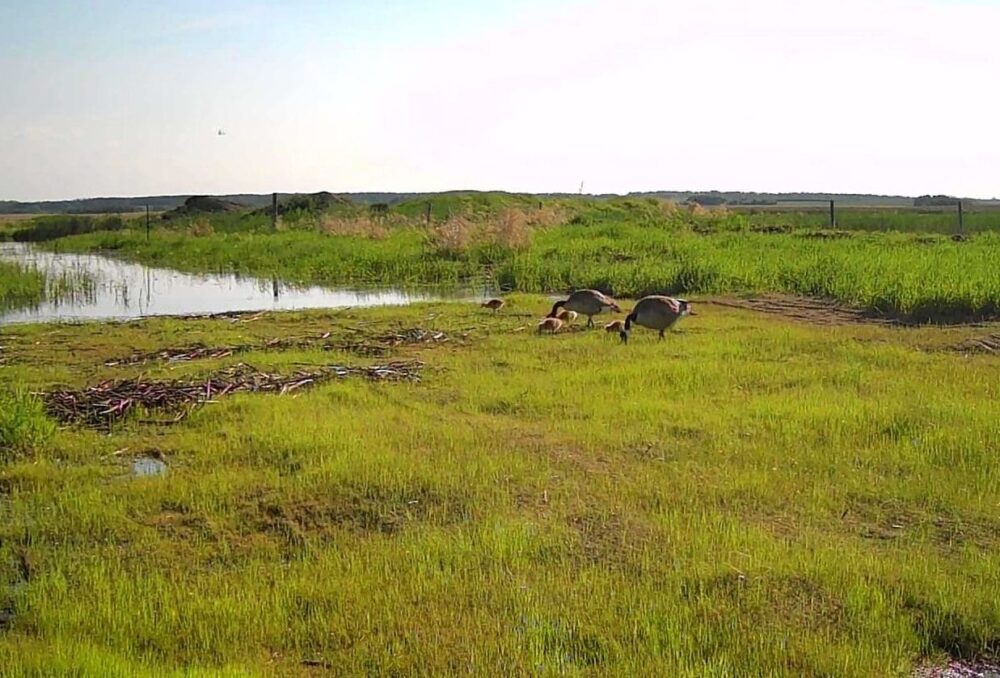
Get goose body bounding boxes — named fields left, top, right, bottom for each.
left=620, top=296, right=693, bottom=344
left=548, top=290, right=620, bottom=327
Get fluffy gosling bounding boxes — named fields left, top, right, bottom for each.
left=537, top=317, right=564, bottom=334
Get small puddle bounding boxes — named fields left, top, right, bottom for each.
left=132, top=457, right=168, bottom=477
left=0, top=242, right=497, bottom=324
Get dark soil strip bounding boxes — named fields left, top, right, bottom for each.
left=704, top=295, right=903, bottom=326
left=953, top=334, right=1000, bottom=355
left=914, top=659, right=1000, bottom=677
left=704, top=295, right=998, bottom=326
left=104, top=328, right=451, bottom=366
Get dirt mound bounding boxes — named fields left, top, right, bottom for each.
left=705, top=295, right=902, bottom=326
left=162, top=195, right=245, bottom=219
left=254, top=192, right=353, bottom=216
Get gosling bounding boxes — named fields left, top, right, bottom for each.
left=537, top=317, right=564, bottom=334
left=481, top=298, right=505, bottom=313
left=604, top=320, right=625, bottom=333
left=555, top=309, right=578, bottom=323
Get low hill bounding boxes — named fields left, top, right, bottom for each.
left=4, top=191, right=999, bottom=215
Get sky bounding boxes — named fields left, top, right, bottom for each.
left=1, top=0, right=998, bottom=201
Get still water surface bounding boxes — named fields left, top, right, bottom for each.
left=0, top=242, right=495, bottom=324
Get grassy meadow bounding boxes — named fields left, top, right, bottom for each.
left=1, top=298, right=1000, bottom=675
left=26, top=193, right=1000, bottom=323
left=3, top=194, right=1000, bottom=675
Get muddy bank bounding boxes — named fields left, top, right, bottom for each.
left=705, top=295, right=996, bottom=327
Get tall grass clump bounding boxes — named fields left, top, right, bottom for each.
left=0, top=388, right=55, bottom=462
left=0, top=261, right=47, bottom=311
left=12, top=215, right=130, bottom=242
left=0, top=260, right=97, bottom=312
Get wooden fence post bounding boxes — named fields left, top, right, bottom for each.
left=145, top=204, right=150, bottom=241
left=272, top=193, right=278, bottom=230
left=829, top=200, right=836, bottom=227
left=958, top=201, right=964, bottom=235
left=425, top=202, right=432, bottom=228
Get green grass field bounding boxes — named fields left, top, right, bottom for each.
left=2, top=298, right=999, bottom=675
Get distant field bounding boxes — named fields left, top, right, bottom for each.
left=20, top=194, right=1000, bottom=323
left=0, top=214, right=46, bottom=222
left=727, top=204, right=998, bottom=235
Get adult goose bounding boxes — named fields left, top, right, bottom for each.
left=547, top=290, right=620, bottom=328
left=619, top=296, right=693, bottom=344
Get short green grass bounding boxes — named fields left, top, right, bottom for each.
left=1, top=298, right=998, bottom=675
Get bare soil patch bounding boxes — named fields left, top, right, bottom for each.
left=103, top=327, right=452, bottom=366
left=953, top=334, right=1000, bottom=355
left=914, top=660, right=1000, bottom=677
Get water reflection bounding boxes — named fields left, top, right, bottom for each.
left=0, top=242, right=496, bottom=324
left=132, top=457, right=168, bottom=477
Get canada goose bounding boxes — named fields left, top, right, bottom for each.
left=548, top=290, right=620, bottom=328
left=537, top=317, right=564, bottom=334
left=481, top=298, right=505, bottom=313
left=619, top=296, right=694, bottom=344
left=604, top=320, right=625, bottom=333
left=555, top=309, right=578, bottom=323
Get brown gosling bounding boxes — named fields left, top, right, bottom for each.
left=481, top=298, right=505, bottom=313
left=555, top=309, right=578, bottom=323
left=537, top=317, right=564, bottom=334
left=604, top=319, right=625, bottom=333
left=620, top=296, right=694, bottom=344
left=547, top=289, right=621, bottom=328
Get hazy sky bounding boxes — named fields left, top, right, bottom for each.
left=2, top=0, right=998, bottom=201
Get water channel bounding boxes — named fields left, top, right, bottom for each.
left=0, top=242, right=496, bottom=324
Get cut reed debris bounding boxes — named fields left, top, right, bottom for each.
left=41, top=360, right=424, bottom=427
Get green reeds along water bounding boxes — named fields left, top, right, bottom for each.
left=0, top=260, right=96, bottom=312
left=44, top=195, right=1000, bottom=322
left=0, top=260, right=47, bottom=311
left=0, top=300, right=998, bottom=675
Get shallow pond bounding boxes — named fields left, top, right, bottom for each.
left=0, top=242, right=496, bottom=324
